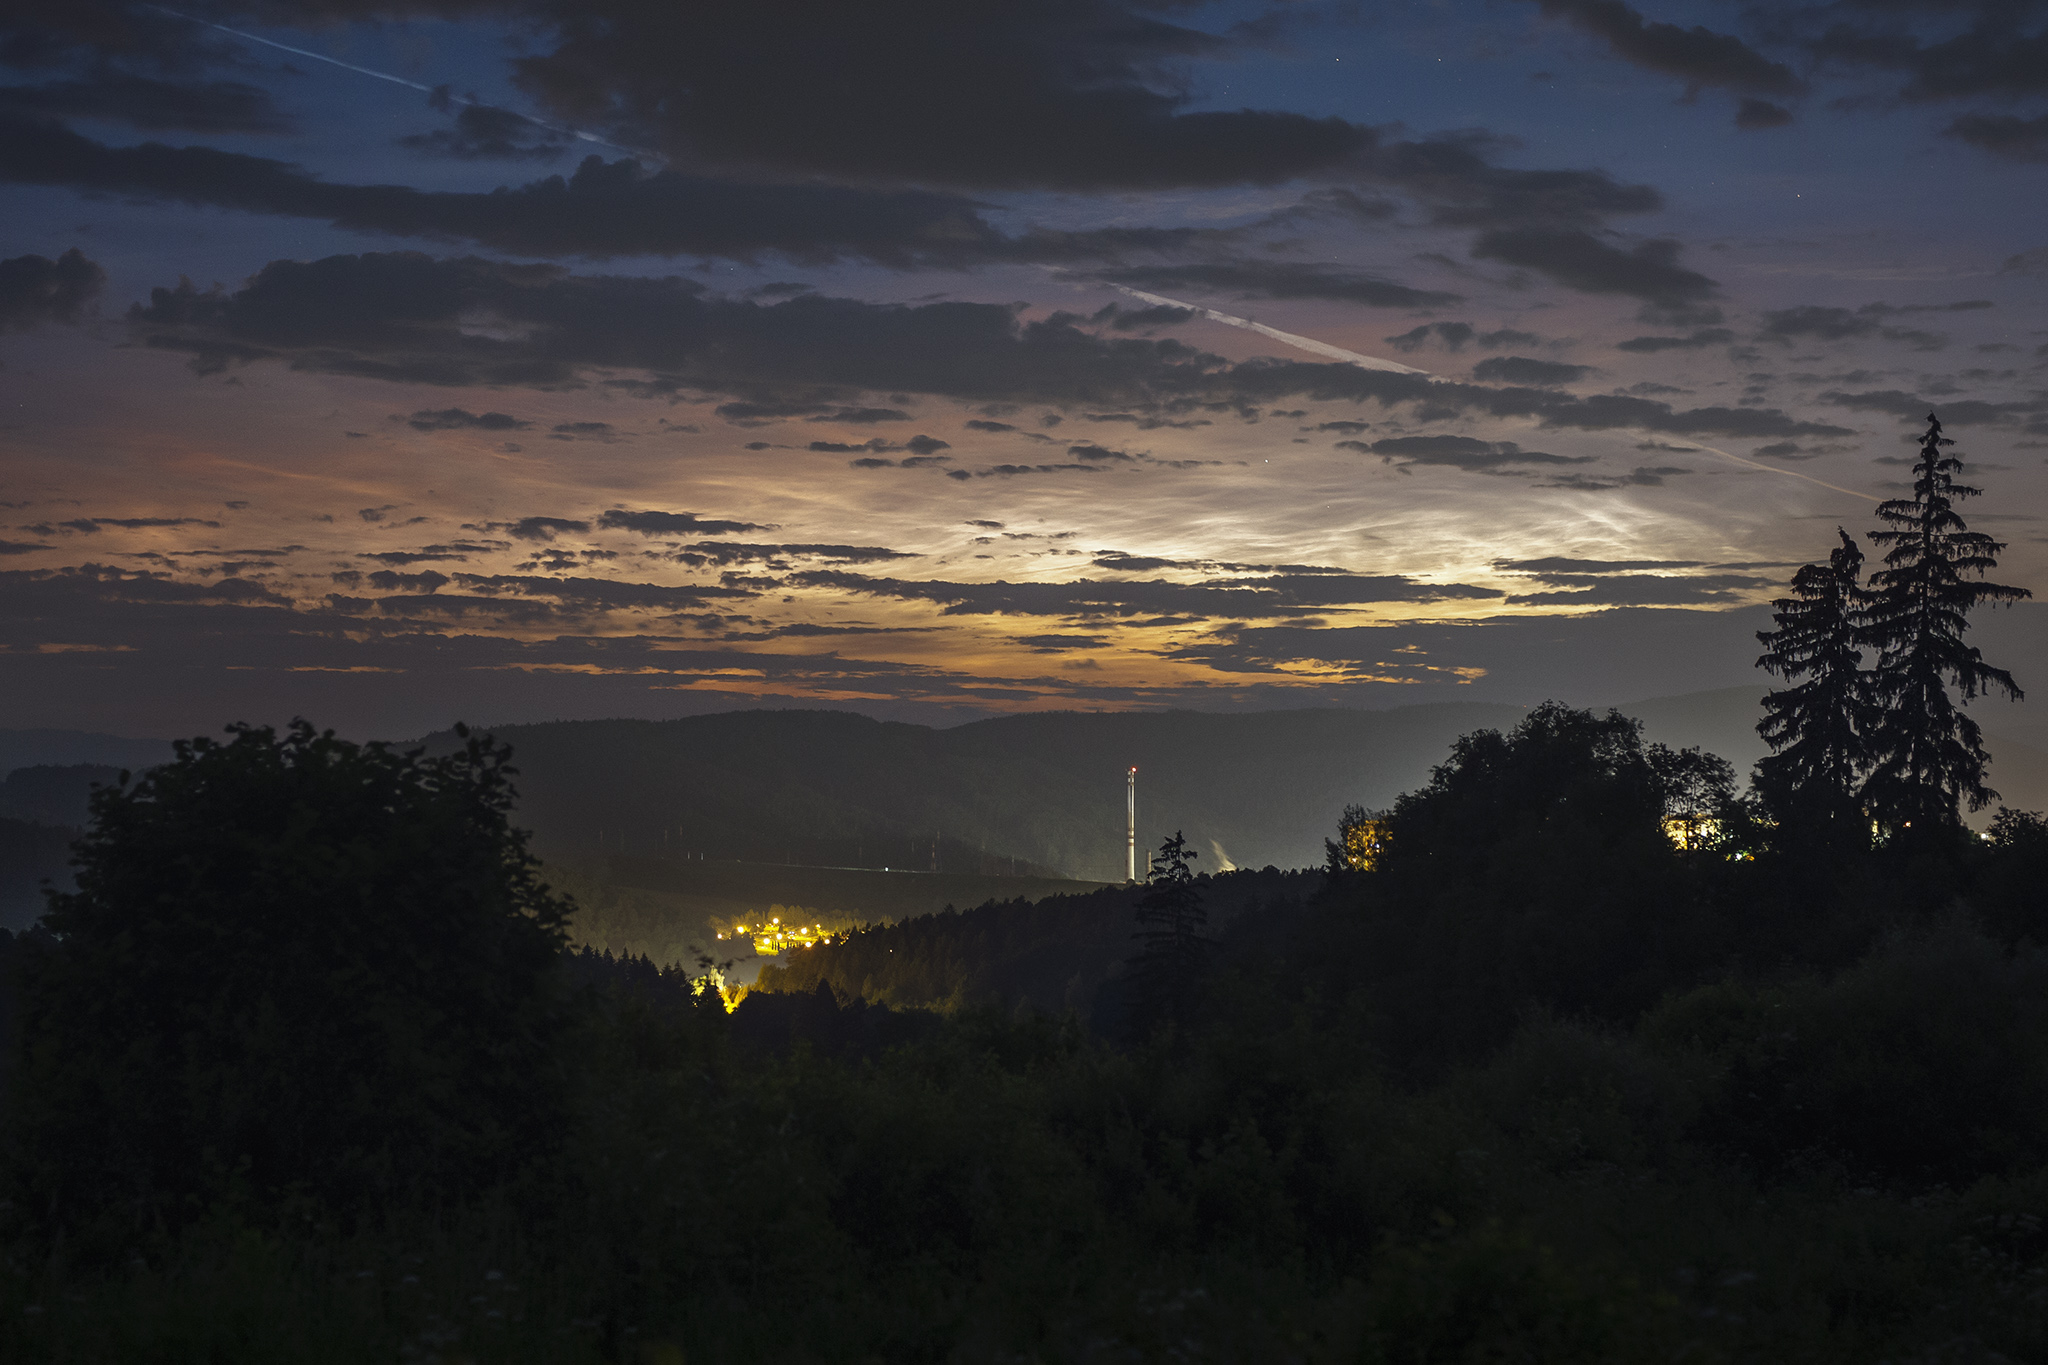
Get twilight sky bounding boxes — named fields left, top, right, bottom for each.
left=3, top=0, right=2046, bottom=741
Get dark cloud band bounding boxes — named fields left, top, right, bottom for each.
left=792, top=569, right=1501, bottom=619
left=0, top=246, right=104, bottom=330
left=125, top=251, right=1847, bottom=441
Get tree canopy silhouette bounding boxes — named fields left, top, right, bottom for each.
left=1324, top=702, right=1735, bottom=1072
left=1860, top=413, right=2029, bottom=830
left=1383, top=703, right=1678, bottom=866
left=1756, top=527, right=1874, bottom=832
left=8, top=720, right=573, bottom=1239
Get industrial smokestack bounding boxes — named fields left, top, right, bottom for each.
left=1126, top=766, right=1137, bottom=883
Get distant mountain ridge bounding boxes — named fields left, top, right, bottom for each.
left=0, top=765, right=125, bottom=830
left=0, top=730, right=171, bottom=776
left=6, top=693, right=2040, bottom=891
left=413, top=704, right=1525, bottom=880
left=415, top=698, right=1798, bottom=880
left=412, top=690, right=2048, bottom=881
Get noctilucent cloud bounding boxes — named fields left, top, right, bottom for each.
left=2, top=0, right=2044, bottom=739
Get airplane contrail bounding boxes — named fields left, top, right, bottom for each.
left=1108, top=283, right=1877, bottom=501
left=1662, top=442, right=1877, bottom=502
left=142, top=4, right=647, bottom=158
left=1109, top=284, right=1429, bottom=375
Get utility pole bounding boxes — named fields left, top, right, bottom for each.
left=1126, top=766, right=1137, bottom=883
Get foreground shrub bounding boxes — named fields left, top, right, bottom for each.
left=1645, top=920, right=2048, bottom=1187
left=1446, top=1016, right=1700, bottom=1176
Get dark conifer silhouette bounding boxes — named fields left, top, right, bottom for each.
left=1755, top=527, right=1874, bottom=828
left=1859, top=413, right=2029, bottom=830
left=1128, top=830, right=1207, bottom=1027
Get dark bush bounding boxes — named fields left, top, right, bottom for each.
left=1973, top=807, right=2048, bottom=946
left=1646, top=921, right=2048, bottom=1187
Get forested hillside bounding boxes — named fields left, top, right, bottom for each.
left=752, top=867, right=1312, bottom=1016
left=551, top=853, right=1111, bottom=971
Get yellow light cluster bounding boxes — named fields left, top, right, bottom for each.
left=1662, top=814, right=1721, bottom=851
left=733, top=916, right=834, bottom=954
left=1341, top=818, right=1389, bottom=871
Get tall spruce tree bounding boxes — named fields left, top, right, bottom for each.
left=1755, top=527, right=1874, bottom=826
left=1860, top=413, right=2029, bottom=830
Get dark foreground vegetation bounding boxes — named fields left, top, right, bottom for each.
left=0, top=417, right=2042, bottom=1362
left=0, top=700, right=2044, bottom=1364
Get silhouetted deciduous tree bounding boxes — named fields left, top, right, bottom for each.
left=1755, top=527, right=1875, bottom=831
left=1860, top=413, right=2029, bottom=831
left=1384, top=703, right=1669, bottom=862
left=1650, top=745, right=1738, bottom=853
left=1328, top=702, right=1724, bottom=1072
left=8, top=720, right=573, bottom=1241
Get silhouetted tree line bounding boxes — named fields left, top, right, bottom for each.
left=2, top=419, right=2046, bottom=1360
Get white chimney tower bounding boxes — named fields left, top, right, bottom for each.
left=1126, top=766, right=1137, bottom=883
